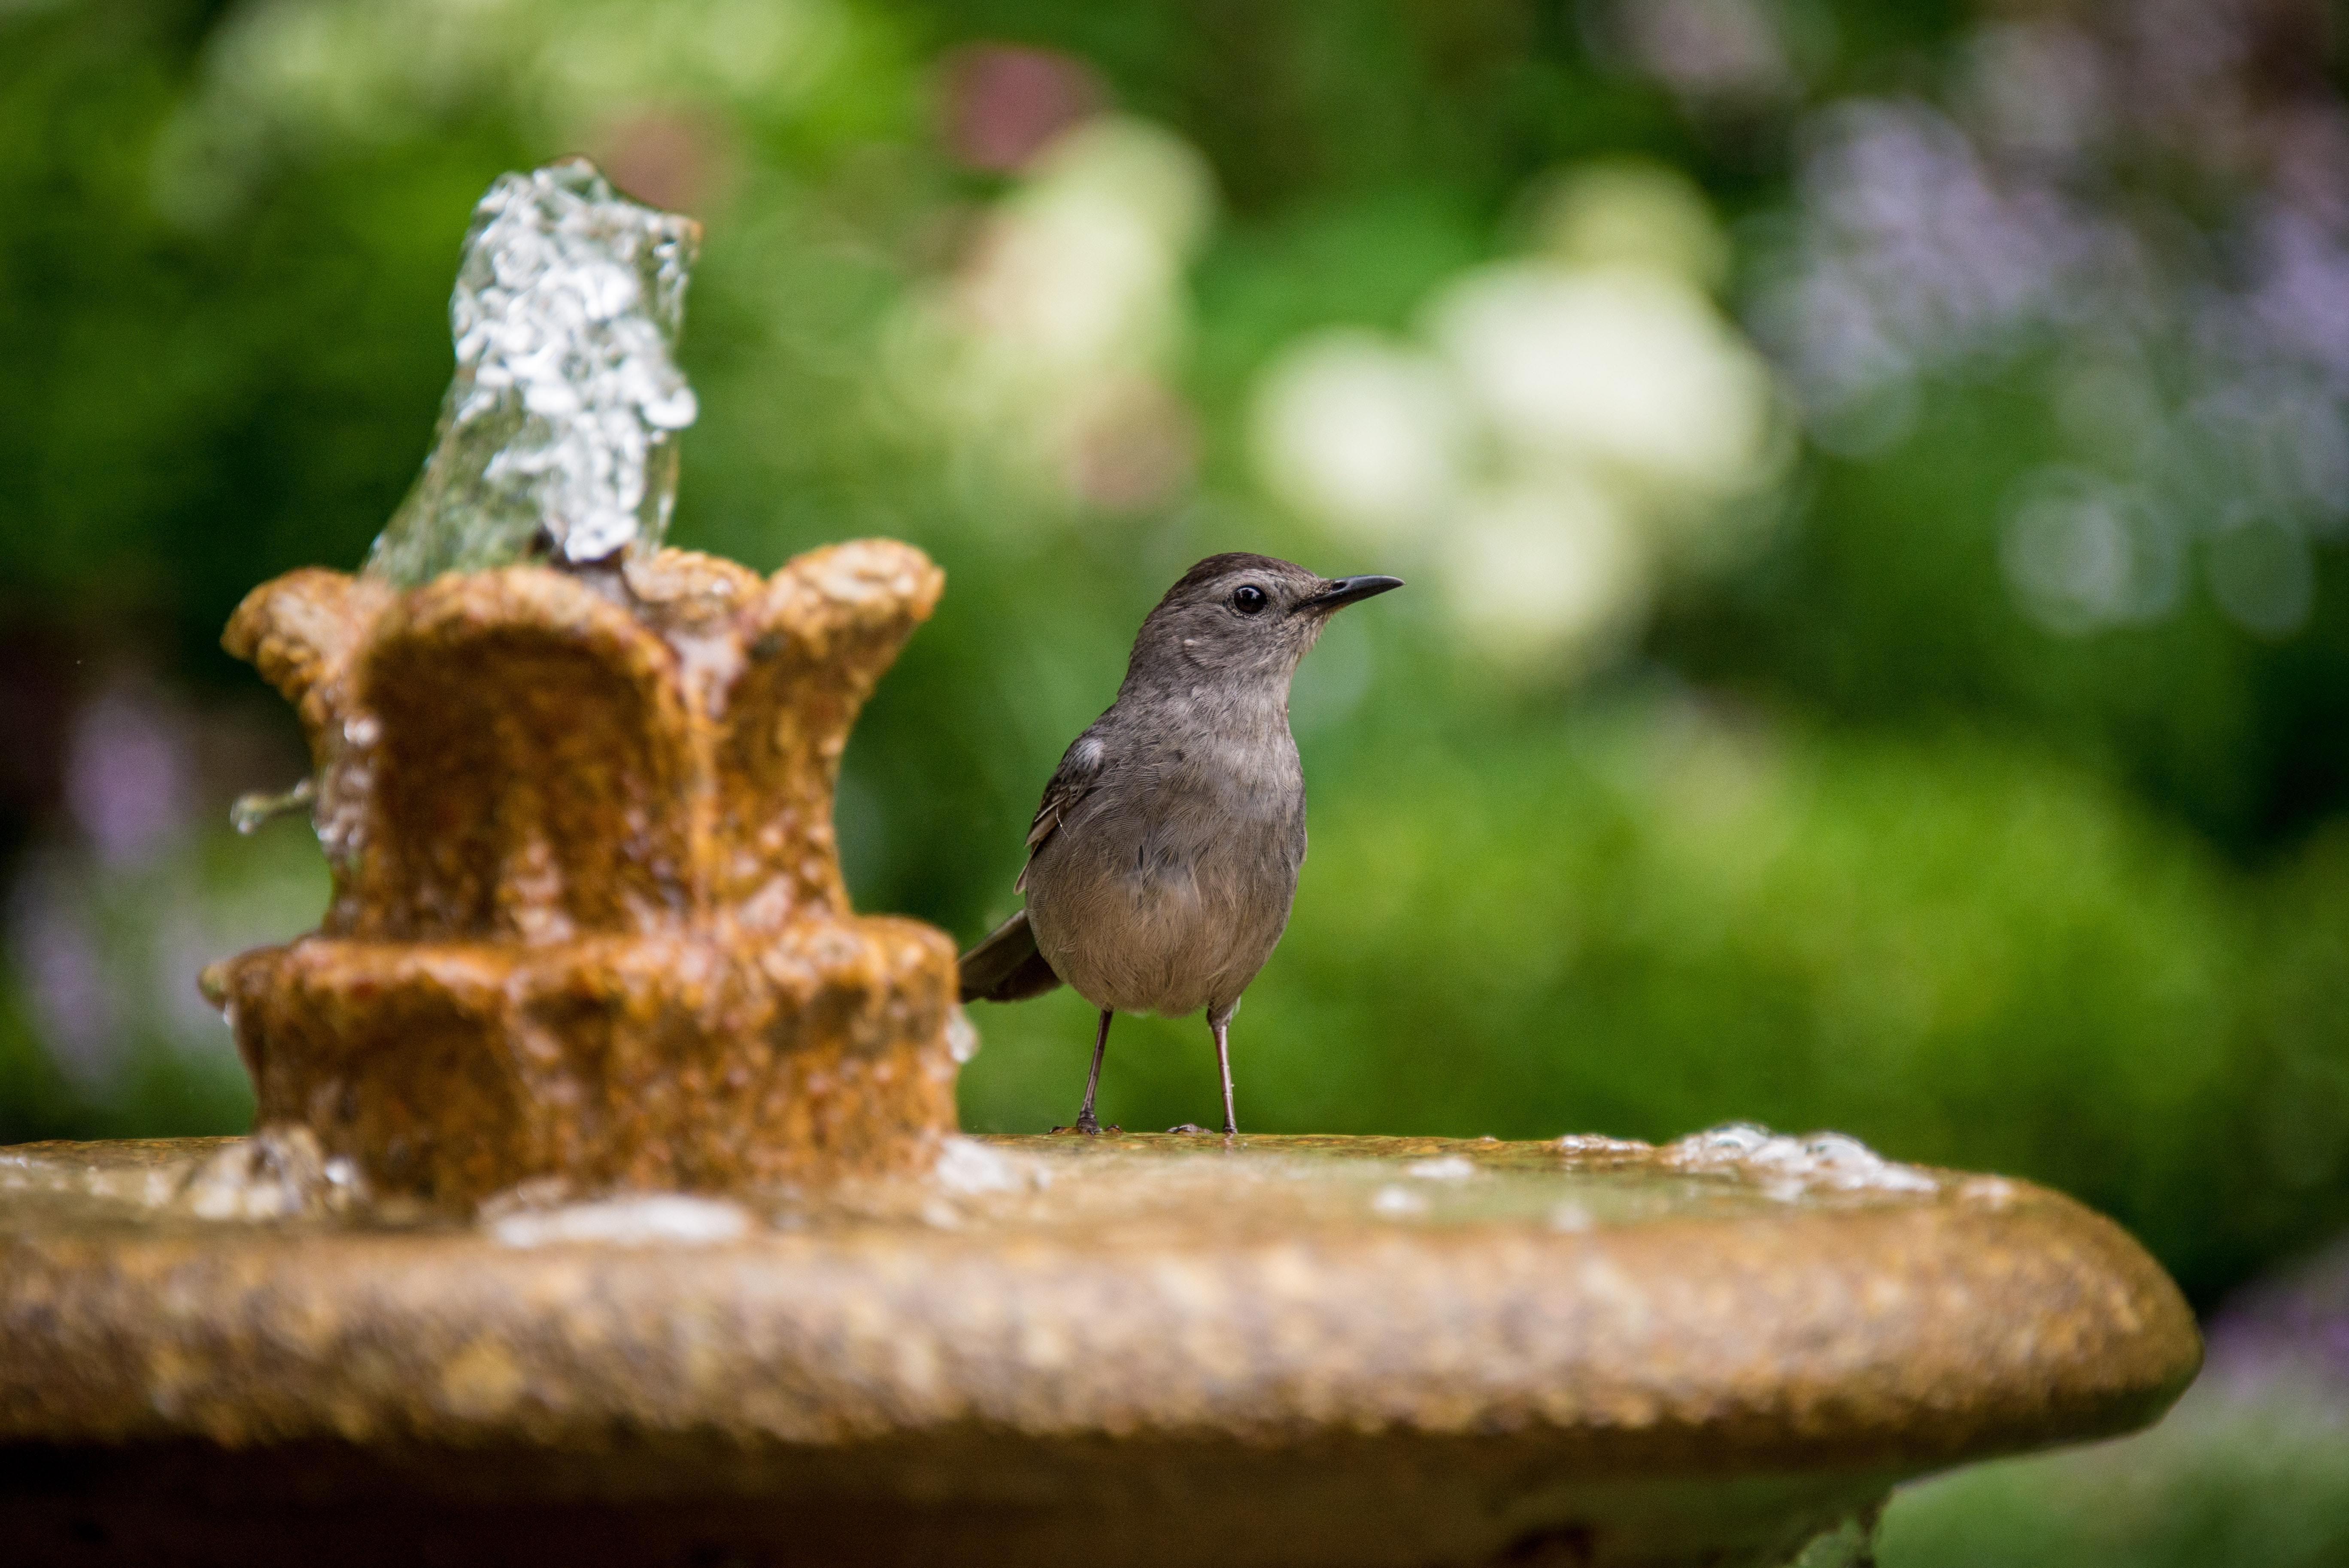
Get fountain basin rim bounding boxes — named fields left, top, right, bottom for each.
left=0, top=1132, right=2198, bottom=1477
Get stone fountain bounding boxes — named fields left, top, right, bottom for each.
left=0, top=163, right=2197, bottom=1566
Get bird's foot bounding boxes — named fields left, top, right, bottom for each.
left=1166, top=1123, right=1208, bottom=1135
left=1052, top=1116, right=1119, bottom=1136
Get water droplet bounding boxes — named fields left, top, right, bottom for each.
left=946, top=1007, right=981, bottom=1064
left=230, top=778, right=315, bottom=835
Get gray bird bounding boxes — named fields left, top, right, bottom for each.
left=957, top=553, right=1402, bottom=1135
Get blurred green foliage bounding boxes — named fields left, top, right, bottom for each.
left=1883, top=1409, right=2349, bottom=1568
left=1880, top=1240, right=2349, bottom=1568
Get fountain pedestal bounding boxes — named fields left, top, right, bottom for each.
left=0, top=1129, right=2198, bottom=1567
left=206, top=540, right=959, bottom=1205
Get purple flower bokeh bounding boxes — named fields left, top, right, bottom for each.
left=1734, top=0, right=2349, bottom=639
left=2204, top=1231, right=2349, bottom=1404
left=5, top=869, right=120, bottom=1088
left=63, top=683, right=194, bottom=869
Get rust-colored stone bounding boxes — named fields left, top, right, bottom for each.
left=211, top=542, right=954, bottom=1207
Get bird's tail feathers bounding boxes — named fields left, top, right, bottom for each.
left=958, top=909, right=1064, bottom=1003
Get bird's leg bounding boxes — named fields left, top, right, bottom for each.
left=1211, top=1014, right=1238, bottom=1135
left=1073, top=1007, right=1114, bottom=1135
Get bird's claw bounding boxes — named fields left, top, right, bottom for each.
left=1166, top=1123, right=1208, bottom=1134
left=1053, top=1117, right=1118, bottom=1136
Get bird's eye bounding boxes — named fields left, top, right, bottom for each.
left=1232, top=585, right=1269, bottom=615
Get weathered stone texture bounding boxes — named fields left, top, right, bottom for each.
left=0, top=1133, right=2199, bottom=1566
left=206, top=542, right=955, bottom=1206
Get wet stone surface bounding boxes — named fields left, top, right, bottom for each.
left=0, top=1128, right=2200, bottom=1567
left=213, top=540, right=960, bottom=1206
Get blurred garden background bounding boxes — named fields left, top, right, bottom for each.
left=4, top=0, right=2348, bottom=1559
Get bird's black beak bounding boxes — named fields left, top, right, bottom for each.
left=1299, top=575, right=1405, bottom=613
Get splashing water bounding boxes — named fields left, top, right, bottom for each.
left=1555, top=1123, right=1942, bottom=1203
left=1661, top=1122, right=1941, bottom=1200
left=489, top=1194, right=754, bottom=1249
left=364, top=159, right=701, bottom=585
left=229, top=778, right=314, bottom=835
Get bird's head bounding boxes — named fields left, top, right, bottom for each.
left=1126, top=552, right=1403, bottom=688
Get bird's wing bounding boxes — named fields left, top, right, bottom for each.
left=1015, top=731, right=1107, bottom=893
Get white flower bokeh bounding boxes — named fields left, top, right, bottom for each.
left=1250, top=332, right=1463, bottom=547
left=1430, top=264, right=1773, bottom=495
left=892, top=115, right=1214, bottom=513
left=1251, top=161, right=1785, bottom=670
left=1445, top=479, right=1650, bottom=660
